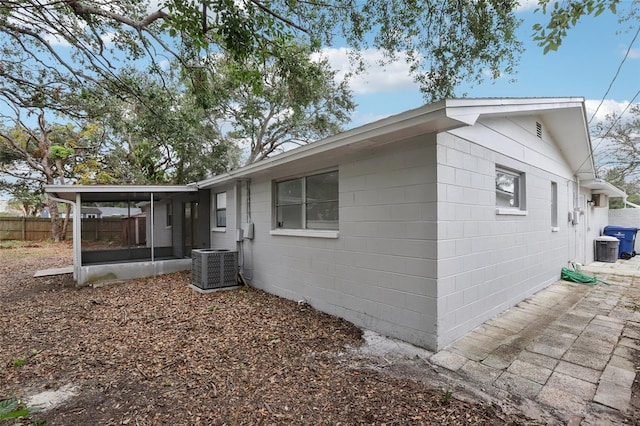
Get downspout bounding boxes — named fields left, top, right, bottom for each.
left=235, top=180, right=243, bottom=275
left=47, top=194, right=79, bottom=281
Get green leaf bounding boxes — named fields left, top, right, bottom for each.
left=0, top=399, right=31, bottom=421
left=1, top=408, right=30, bottom=419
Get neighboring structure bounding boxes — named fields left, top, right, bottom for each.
left=46, top=97, right=626, bottom=351
left=41, top=205, right=142, bottom=219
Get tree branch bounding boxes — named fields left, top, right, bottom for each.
left=249, top=0, right=309, bottom=33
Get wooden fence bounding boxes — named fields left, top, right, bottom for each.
left=0, top=217, right=145, bottom=243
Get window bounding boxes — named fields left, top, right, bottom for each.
left=275, top=171, right=338, bottom=230
left=551, top=182, right=558, bottom=229
left=215, top=192, right=227, bottom=227
left=496, top=167, right=526, bottom=212
left=166, top=202, right=173, bottom=227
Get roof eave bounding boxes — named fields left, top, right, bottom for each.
left=45, top=184, right=198, bottom=202
left=198, top=100, right=465, bottom=188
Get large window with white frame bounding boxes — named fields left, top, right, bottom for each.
left=275, top=170, right=338, bottom=230
left=496, top=166, right=526, bottom=211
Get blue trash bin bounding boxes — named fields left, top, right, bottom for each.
left=603, top=226, right=638, bottom=258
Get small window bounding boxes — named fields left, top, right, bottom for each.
left=166, top=202, right=173, bottom=227
left=275, top=171, right=338, bottom=230
left=551, top=182, right=558, bottom=228
left=215, top=192, right=227, bottom=227
left=496, top=167, right=525, bottom=210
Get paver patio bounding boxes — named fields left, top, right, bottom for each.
left=430, top=257, right=640, bottom=422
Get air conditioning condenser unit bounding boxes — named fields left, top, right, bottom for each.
left=191, top=249, right=238, bottom=290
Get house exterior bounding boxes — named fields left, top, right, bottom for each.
left=46, top=97, right=625, bottom=351
left=194, top=97, right=624, bottom=351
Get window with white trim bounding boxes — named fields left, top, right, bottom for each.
left=496, top=167, right=526, bottom=210
left=215, top=192, right=227, bottom=227
left=275, top=171, right=338, bottom=230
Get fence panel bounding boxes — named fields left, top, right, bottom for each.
left=0, top=217, right=132, bottom=242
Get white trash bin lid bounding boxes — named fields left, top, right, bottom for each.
left=595, top=236, right=619, bottom=241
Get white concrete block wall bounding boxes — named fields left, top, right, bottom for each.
left=241, top=135, right=441, bottom=349
left=208, top=113, right=593, bottom=352
left=436, top=119, right=575, bottom=349
left=209, top=184, right=238, bottom=250
left=607, top=207, right=640, bottom=252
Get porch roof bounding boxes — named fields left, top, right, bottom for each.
left=581, top=179, right=627, bottom=198
left=45, top=184, right=197, bottom=203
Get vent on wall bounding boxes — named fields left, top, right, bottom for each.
left=536, top=121, right=542, bottom=138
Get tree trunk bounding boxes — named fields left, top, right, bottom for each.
left=61, top=204, right=71, bottom=241
left=48, top=198, right=65, bottom=242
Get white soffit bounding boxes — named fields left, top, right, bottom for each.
left=581, top=179, right=626, bottom=197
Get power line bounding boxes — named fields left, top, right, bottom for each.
left=584, top=88, right=640, bottom=178
left=588, top=24, right=640, bottom=125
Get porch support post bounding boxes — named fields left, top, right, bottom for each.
left=74, top=193, right=82, bottom=279
left=150, top=193, right=155, bottom=263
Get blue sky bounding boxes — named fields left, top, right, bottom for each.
left=325, top=2, right=639, bottom=129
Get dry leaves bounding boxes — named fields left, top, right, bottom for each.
left=1, top=243, right=539, bottom=425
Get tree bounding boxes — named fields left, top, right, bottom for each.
left=1, top=181, right=45, bottom=217
left=198, top=44, right=355, bottom=165
left=0, top=109, right=105, bottom=240
left=95, top=67, right=238, bottom=184
left=1, top=0, right=524, bottom=112
left=594, top=104, right=640, bottom=207
left=533, top=0, right=639, bottom=54
left=600, top=168, right=640, bottom=208
left=171, top=0, right=524, bottom=101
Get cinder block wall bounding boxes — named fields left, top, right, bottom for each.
left=608, top=208, right=640, bottom=252
left=209, top=183, right=238, bottom=251
left=435, top=116, right=574, bottom=349
left=242, top=134, right=441, bottom=349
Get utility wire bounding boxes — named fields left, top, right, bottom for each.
left=588, top=24, right=640, bottom=125
left=581, top=88, right=640, bottom=177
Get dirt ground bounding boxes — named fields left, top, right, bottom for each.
left=0, top=242, right=567, bottom=425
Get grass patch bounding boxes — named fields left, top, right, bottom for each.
left=0, top=240, right=26, bottom=249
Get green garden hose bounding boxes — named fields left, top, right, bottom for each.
left=561, top=267, right=610, bottom=286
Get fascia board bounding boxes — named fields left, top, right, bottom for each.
left=44, top=184, right=197, bottom=201
left=444, top=97, right=586, bottom=125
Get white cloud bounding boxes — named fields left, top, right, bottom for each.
left=43, top=32, right=72, bottom=48
left=313, top=47, right=418, bottom=96
left=585, top=99, right=634, bottom=123
left=101, top=32, right=116, bottom=47
left=146, top=0, right=166, bottom=12
left=515, top=0, right=540, bottom=12
left=626, top=47, right=640, bottom=59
